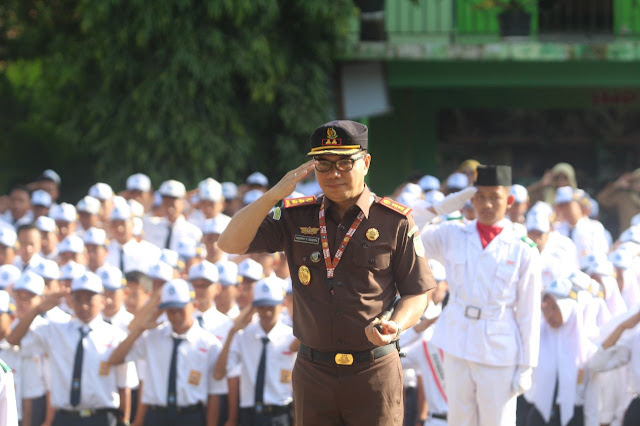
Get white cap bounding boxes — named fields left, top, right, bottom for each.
left=83, top=227, right=107, bottom=246
left=418, top=175, right=440, bottom=192
left=217, top=261, right=238, bottom=287
left=0, top=290, right=11, bottom=313
left=202, top=216, right=231, bottom=235
left=31, top=190, right=52, bottom=207
left=529, top=201, right=553, bottom=218
left=148, top=261, right=174, bottom=282
left=159, top=279, right=193, bottom=309
left=96, top=265, right=124, bottom=291
left=128, top=199, right=144, bottom=218
left=198, top=179, right=223, bottom=202
left=58, top=235, right=84, bottom=254
left=132, top=217, right=144, bottom=237
left=243, top=189, right=264, bottom=205
left=446, top=173, right=468, bottom=190
left=631, top=213, right=640, bottom=228
left=545, top=277, right=574, bottom=300
left=428, top=259, right=446, bottom=282
left=159, top=180, right=186, bottom=198
left=401, top=183, right=422, bottom=198
left=246, top=172, right=268, bottom=187
left=14, top=271, right=45, bottom=296
left=252, top=276, right=286, bottom=306
left=609, top=249, right=634, bottom=270
left=567, top=270, right=592, bottom=292
left=41, top=169, right=61, bottom=185
left=34, top=216, right=56, bottom=233
left=588, top=198, right=599, bottom=218
left=424, top=190, right=445, bottom=206
left=555, top=186, right=577, bottom=204
left=110, top=202, right=132, bottom=221
left=525, top=211, right=550, bottom=233
left=60, top=261, right=86, bottom=281
left=176, top=238, right=203, bottom=260
left=50, top=203, right=77, bottom=223
left=221, top=182, right=238, bottom=200
left=30, top=259, right=60, bottom=280
left=89, top=183, right=114, bottom=201
left=126, top=173, right=151, bottom=192
left=160, top=249, right=180, bottom=269
left=0, top=264, right=21, bottom=289
left=77, top=196, right=101, bottom=215
left=510, top=184, right=528, bottom=204
left=188, top=260, right=219, bottom=282
left=238, top=258, right=263, bottom=282
left=0, top=228, right=17, bottom=248
left=71, top=271, right=103, bottom=293
left=586, top=256, right=615, bottom=277
left=620, top=226, right=640, bottom=245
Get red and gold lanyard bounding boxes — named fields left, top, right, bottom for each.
left=318, top=198, right=365, bottom=279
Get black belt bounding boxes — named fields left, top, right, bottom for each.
left=299, top=342, right=398, bottom=365
left=57, top=408, right=119, bottom=418
left=147, top=403, right=203, bottom=414
left=430, top=412, right=447, bottom=420
left=240, top=404, right=291, bottom=415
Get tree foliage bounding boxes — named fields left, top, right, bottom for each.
left=0, top=0, right=355, bottom=197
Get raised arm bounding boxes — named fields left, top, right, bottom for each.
left=6, top=290, right=67, bottom=346
left=217, top=161, right=316, bottom=254
left=213, top=306, right=255, bottom=380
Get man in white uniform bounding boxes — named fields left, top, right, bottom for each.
left=0, top=357, right=18, bottom=426
left=421, top=165, right=541, bottom=426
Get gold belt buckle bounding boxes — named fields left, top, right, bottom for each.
left=79, top=409, right=92, bottom=418
left=335, top=353, right=354, bottom=365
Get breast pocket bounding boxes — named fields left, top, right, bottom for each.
left=352, top=243, right=392, bottom=272
left=495, top=262, right=517, bottom=299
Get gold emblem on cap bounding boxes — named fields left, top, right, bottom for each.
left=298, top=266, right=311, bottom=286
left=327, top=127, right=338, bottom=139
left=366, top=228, right=379, bottom=241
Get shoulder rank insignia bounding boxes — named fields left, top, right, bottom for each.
left=520, top=236, right=537, bottom=248
left=377, top=197, right=412, bottom=216
left=283, top=196, right=317, bottom=208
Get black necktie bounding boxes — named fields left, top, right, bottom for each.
left=104, top=317, right=112, bottom=325
left=119, top=246, right=124, bottom=271
left=196, top=314, right=204, bottom=328
left=164, top=224, right=173, bottom=249
left=70, top=326, right=89, bottom=407
left=167, top=336, right=183, bottom=421
left=254, top=337, right=269, bottom=409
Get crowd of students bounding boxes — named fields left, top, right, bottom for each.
left=0, top=161, right=639, bottom=426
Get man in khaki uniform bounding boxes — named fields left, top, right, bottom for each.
left=219, top=120, right=435, bottom=425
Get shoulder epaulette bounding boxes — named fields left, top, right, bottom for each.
left=0, top=359, right=11, bottom=374
left=520, top=236, right=537, bottom=248
left=377, top=197, right=412, bottom=216
left=283, top=196, right=317, bottom=208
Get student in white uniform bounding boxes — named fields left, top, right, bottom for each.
left=143, top=180, right=202, bottom=252
left=587, top=307, right=640, bottom=426
left=0, top=291, right=21, bottom=426
left=31, top=190, right=52, bottom=220
left=421, top=165, right=541, bottom=426
left=214, top=276, right=296, bottom=426
left=123, top=173, right=153, bottom=214
left=0, top=265, right=20, bottom=290
left=202, top=217, right=230, bottom=265
left=49, top=203, right=78, bottom=241
left=401, top=260, right=449, bottom=426
left=34, top=216, right=58, bottom=261
left=76, top=196, right=102, bottom=236
left=527, top=278, right=597, bottom=426
left=8, top=271, right=130, bottom=426
left=88, top=183, right=115, bottom=226
left=0, top=356, right=18, bottom=426
left=215, top=261, right=240, bottom=319
left=525, top=205, right=578, bottom=290
left=14, top=224, right=45, bottom=272
left=188, top=179, right=231, bottom=232
left=109, top=278, right=225, bottom=426
left=508, top=184, right=529, bottom=237
left=57, top=235, right=86, bottom=266
left=553, top=187, right=609, bottom=264
left=84, top=228, right=108, bottom=272
left=610, top=247, right=640, bottom=310
left=236, top=259, right=263, bottom=310
left=0, top=228, right=17, bottom=267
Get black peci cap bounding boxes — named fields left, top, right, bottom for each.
left=307, top=120, right=368, bottom=156
left=475, top=165, right=512, bottom=187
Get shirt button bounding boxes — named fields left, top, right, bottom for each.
left=303, top=256, right=307, bottom=262
left=339, top=225, right=346, bottom=231
left=362, top=243, right=368, bottom=248
left=369, top=258, right=375, bottom=264
left=336, top=281, right=343, bottom=287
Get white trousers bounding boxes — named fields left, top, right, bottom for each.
left=443, top=353, right=517, bottom=426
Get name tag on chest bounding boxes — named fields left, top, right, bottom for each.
left=294, top=234, right=319, bottom=245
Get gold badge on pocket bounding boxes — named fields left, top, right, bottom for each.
left=280, top=369, right=292, bottom=383
left=298, top=266, right=311, bottom=285
left=366, top=228, right=379, bottom=241
left=99, top=361, right=110, bottom=376
left=188, top=370, right=202, bottom=386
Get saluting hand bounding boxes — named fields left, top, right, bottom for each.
left=365, top=318, right=399, bottom=347
left=38, top=289, right=70, bottom=313
left=231, top=305, right=256, bottom=333
left=266, top=160, right=317, bottom=201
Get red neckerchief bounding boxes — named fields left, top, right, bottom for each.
left=476, top=221, right=504, bottom=249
